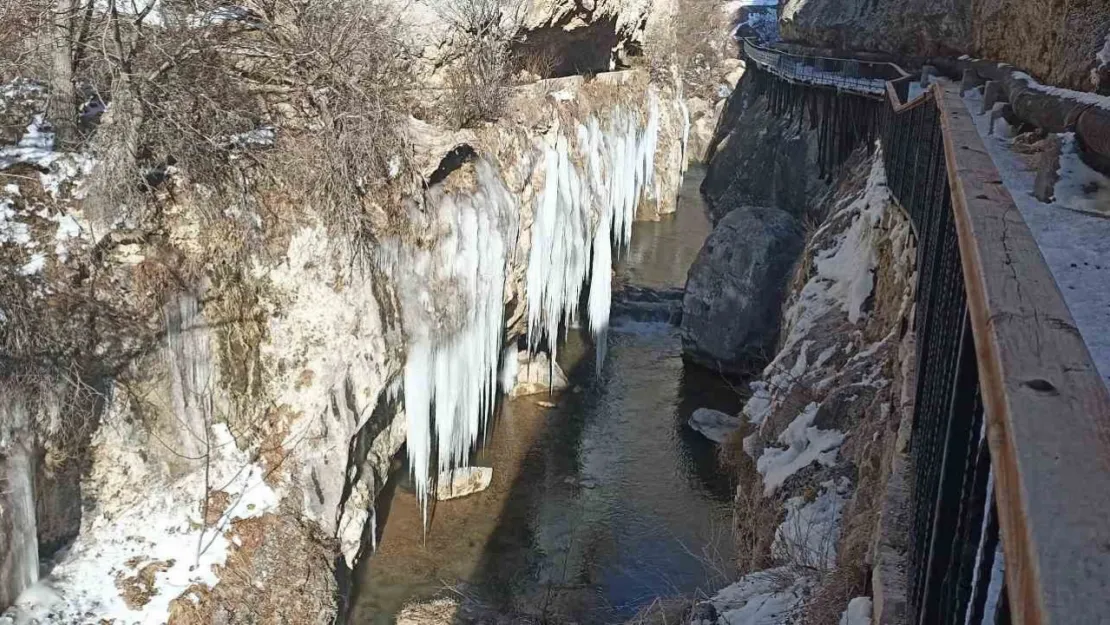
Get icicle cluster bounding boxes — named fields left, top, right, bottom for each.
left=388, top=90, right=669, bottom=524
left=527, top=91, right=662, bottom=368
left=382, top=159, right=518, bottom=522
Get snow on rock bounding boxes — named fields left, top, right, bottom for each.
left=839, top=596, right=873, bottom=625
left=0, top=115, right=95, bottom=198
left=0, top=197, right=30, bottom=246
left=1, top=424, right=279, bottom=625
left=18, top=253, right=45, bottom=276
left=773, top=477, right=851, bottom=570
left=1052, top=133, right=1110, bottom=217
left=756, top=402, right=845, bottom=495
left=772, top=155, right=888, bottom=367
left=689, top=407, right=743, bottom=443
left=435, top=467, right=493, bottom=501
left=708, top=567, right=814, bottom=625
left=1011, top=71, right=1110, bottom=112
left=963, top=88, right=1110, bottom=388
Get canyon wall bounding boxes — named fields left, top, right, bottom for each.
left=779, top=0, right=1110, bottom=92
left=0, top=2, right=691, bottom=620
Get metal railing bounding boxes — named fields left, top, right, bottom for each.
left=743, top=39, right=1110, bottom=625
left=742, top=39, right=908, bottom=97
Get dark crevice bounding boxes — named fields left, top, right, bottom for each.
left=425, top=144, right=477, bottom=189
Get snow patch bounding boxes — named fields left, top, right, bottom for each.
left=3, top=424, right=279, bottom=625
left=0, top=115, right=95, bottom=198
left=839, top=597, right=873, bottom=625
left=709, top=567, right=813, bottom=625
left=963, top=89, right=1110, bottom=388
left=1053, top=133, right=1110, bottom=217
left=756, top=402, right=845, bottom=495
left=774, top=477, right=851, bottom=570
left=18, top=253, right=45, bottom=276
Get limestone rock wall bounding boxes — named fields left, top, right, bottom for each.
left=779, top=0, right=1110, bottom=92
left=701, top=70, right=827, bottom=225
left=0, top=62, right=689, bottom=622
left=779, top=0, right=972, bottom=59
left=972, top=0, right=1110, bottom=93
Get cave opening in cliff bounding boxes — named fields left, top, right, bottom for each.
left=511, top=17, right=632, bottom=79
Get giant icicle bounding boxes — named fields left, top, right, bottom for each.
left=390, top=89, right=667, bottom=524
left=382, top=159, right=518, bottom=523
left=527, top=90, right=661, bottom=370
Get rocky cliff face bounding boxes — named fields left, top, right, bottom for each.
left=0, top=30, right=690, bottom=625
left=779, top=0, right=971, bottom=58
left=701, top=70, right=826, bottom=225
left=972, top=0, right=1110, bottom=93
left=698, top=149, right=918, bottom=624
left=778, top=0, right=1110, bottom=93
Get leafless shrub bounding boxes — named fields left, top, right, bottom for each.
left=435, top=0, right=530, bottom=128
left=514, top=43, right=560, bottom=81
left=646, top=0, right=733, bottom=96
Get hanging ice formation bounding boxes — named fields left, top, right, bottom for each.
left=527, top=90, right=661, bottom=370
left=389, top=90, right=667, bottom=524
left=380, top=158, right=519, bottom=523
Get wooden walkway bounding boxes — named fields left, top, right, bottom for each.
left=744, top=38, right=1110, bottom=625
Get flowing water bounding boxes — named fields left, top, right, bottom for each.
left=352, top=168, right=740, bottom=623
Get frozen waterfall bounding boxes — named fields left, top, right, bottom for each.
left=527, top=92, right=661, bottom=369
left=382, top=159, right=519, bottom=522
left=390, top=91, right=665, bottom=523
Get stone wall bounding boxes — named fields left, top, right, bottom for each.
left=972, top=0, right=1110, bottom=93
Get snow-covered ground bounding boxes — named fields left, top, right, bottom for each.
left=963, top=88, right=1110, bottom=387
left=1, top=425, right=279, bottom=625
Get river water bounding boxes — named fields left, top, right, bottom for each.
left=352, top=168, right=739, bottom=623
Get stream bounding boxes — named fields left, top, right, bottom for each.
left=351, top=168, right=740, bottom=623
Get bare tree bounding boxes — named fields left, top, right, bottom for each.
left=47, top=0, right=77, bottom=145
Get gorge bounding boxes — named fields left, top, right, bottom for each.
left=1, top=0, right=1109, bottom=624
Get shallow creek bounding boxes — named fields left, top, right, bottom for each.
left=351, top=168, right=740, bottom=623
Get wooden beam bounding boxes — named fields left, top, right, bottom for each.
left=934, top=82, right=1110, bottom=625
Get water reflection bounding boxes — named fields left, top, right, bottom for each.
left=352, top=167, right=740, bottom=623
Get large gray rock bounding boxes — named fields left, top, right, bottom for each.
left=681, top=206, right=804, bottom=375
left=701, top=73, right=825, bottom=224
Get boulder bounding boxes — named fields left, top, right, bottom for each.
left=435, top=467, right=493, bottom=501
left=681, top=206, right=804, bottom=375
left=702, top=73, right=825, bottom=224
left=688, top=408, right=743, bottom=443
left=502, top=349, right=569, bottom=397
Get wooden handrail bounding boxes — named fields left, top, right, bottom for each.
left=933, top=82, right=1110, bottom=625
